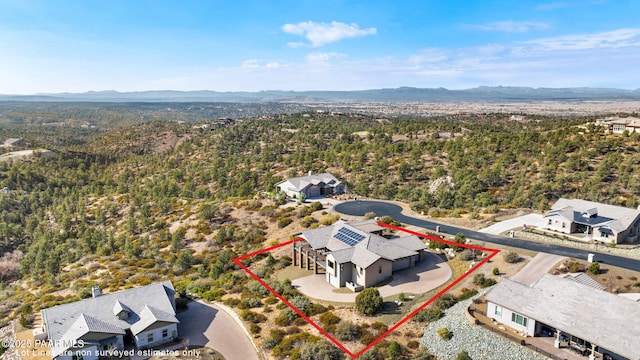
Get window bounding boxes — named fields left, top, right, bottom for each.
left=327, top=260, right=334, bottom=269
left=72, top=354, right=84, bottom=360
left=378, top=266, right=382, bottom=274
left=162, top=329, right=168, bottom=338
left=147, top=333, right=154, bottom=343
left=359, top=266, right=363, bottom=275
left=511, top=313, right=528, bottom=327
left=562, top=222, right=566, bottom=229
left=495, top=305, right=502, bottom=316
left=548, top=219, right=552, bottom=225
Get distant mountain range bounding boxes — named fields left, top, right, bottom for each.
left=1, top=86, right=639, bottom=103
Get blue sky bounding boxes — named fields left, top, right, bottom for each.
left=1, top=0, right=639, bottom=93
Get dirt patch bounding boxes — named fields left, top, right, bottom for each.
left=550, top=259, right=640, bottom=294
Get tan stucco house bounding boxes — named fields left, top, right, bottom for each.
left=292, top=220, right=427, bottom=291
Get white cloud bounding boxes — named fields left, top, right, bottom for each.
left=306, top=52, right=346, bottom=63
left=241, top=59, right=285, bottom=70
left=408, top=48, right=449, bottom=65
left=282, top=21, right=376, bottom=47
left=524, top=28, right=640, bottom=51
left=469, top=20, right=550, bottom=33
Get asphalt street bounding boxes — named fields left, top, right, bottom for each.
left=334, top=200, right=640, bottom=272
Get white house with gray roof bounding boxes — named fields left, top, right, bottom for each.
left=275, top=172, right=346, bottom=199
left=485, top=274, right=640, bottom=360
left=543, top=198, right=640, bottom=244
left=40, top=281, right=178, bottom=360
left=293, top=220, right=427, bottom=290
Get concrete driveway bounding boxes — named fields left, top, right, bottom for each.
left=292, top=252, right=452, bottom=302
left=479, top=214, right=546, bottom=235
left=177, top=300, right=260, bottom=360
left=510, top=253, right=566, bottom=286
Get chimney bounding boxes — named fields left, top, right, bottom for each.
left=308, top=170, right=312, bottom=176
left=91, top=286, right=102, bottom=298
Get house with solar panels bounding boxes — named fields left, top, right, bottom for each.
left=292, top=220, right=427, bottom=291
left=39, top=281, right=179, bottom=360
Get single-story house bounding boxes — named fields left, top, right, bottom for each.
left=543, top=198, right=640, bottom=244
left=40, top=281, right=179, bottom=360
left=275, top=172, right=346, bottom=199
left=485, top=274, right=640, bottom=360
left=292, top=219, right=427, bottom=290
left=599, top=116, right=640, bottom=134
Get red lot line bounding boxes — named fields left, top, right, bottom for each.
left=233, top=222, right=500, bottom=358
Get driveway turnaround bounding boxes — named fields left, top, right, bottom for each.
left=334, top=200, right=640, bottom=272
left=177, top=300, right=260, bottom=360
left=292, top=252, right=452, bottom=302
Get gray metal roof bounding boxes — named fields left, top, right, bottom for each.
left=130, top=305, right=179, bottom=335
left=388, top=235, right=427, bottom=252
left=42, top=281, right=177, bottom=357
left=362, top=235, right=417, bottom=261
left=547, top=198, right=640, bottom=232
left=330, top=248, right=356, bottom=264
left=275, top=172, right=341, bottom=192
left=349, top=219, right=387, bottom=233
left=485, top=274, right=640, bottom=359
left=558, top=273, right=605, bottom=291
left=302, top=221, right=424, bottom=269
left=300, top=223, right=337, bottom=250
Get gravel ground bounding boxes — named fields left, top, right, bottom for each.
left=420, top=289, right=548, bottom=360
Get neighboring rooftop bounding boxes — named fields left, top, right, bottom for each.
left=42, top=281, right=177, bottom=357
left=276, top=172, right=341, bottom=192
left=485, top=274, right=640, bottom=360
left=548, top=198, right=640, bottom=231
left=558, top=272, right=605, bottom=291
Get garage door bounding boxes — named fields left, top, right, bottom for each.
left=392, top=257, right=411, bottom=271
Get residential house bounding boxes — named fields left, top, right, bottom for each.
left=597, top=116, right=640, bottom=134
left=543, top=198, right=640, bottom=244
left=292, top=220, right=427, bottom=291
left=275, top=172, right=346, bottom=199
left=40, top=281, right=179, bottom=360
left=485, top=274, right=640, bottom=360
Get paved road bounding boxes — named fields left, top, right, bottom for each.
left=334, top=200, right=640, bottom=272
left=177, top=300, right=260, bottom=360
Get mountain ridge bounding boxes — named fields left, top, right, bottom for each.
left=2, top=86, right=640, bottom=103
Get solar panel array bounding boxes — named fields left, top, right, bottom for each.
left=334, top=227, right=366, bottom=246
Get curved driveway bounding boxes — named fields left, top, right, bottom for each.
left=334, top=200, right=640, bottom=272
left=177, top=300, right=260, bottom=360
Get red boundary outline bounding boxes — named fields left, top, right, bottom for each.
left=233, top=222, right=500, bottom=358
